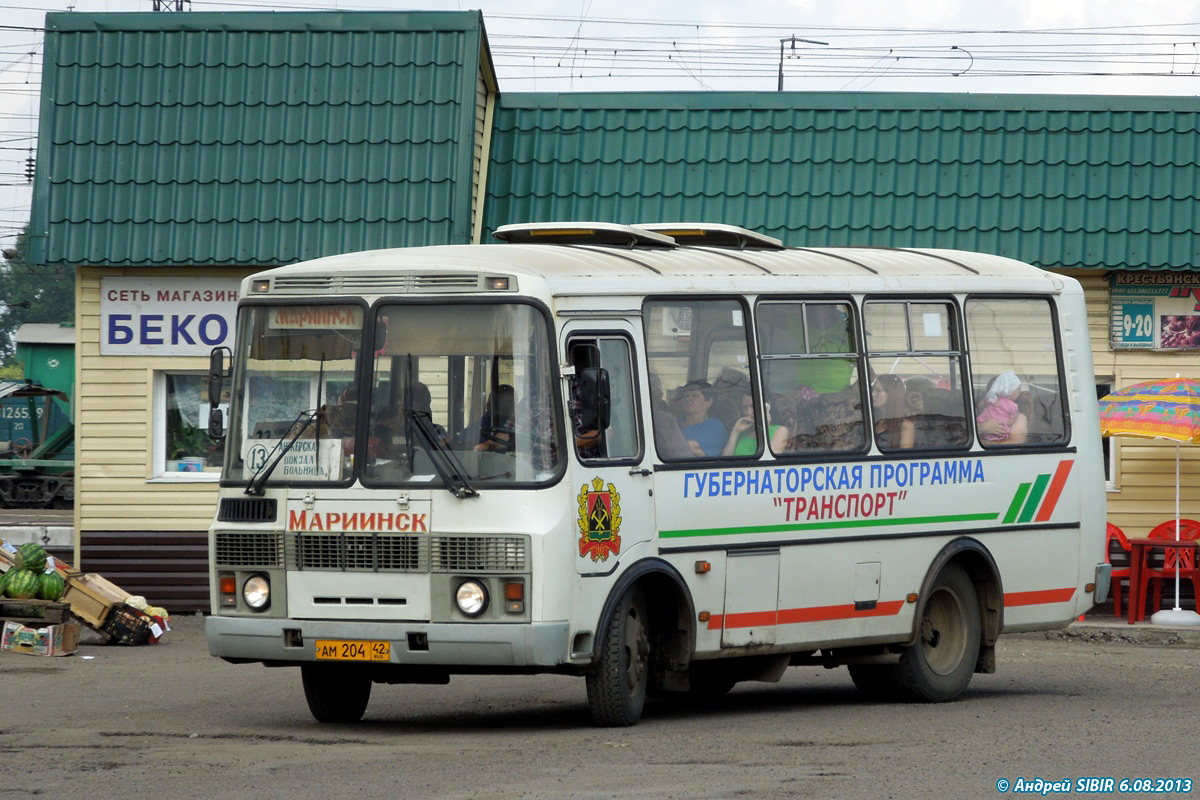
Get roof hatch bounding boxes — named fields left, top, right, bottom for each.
left=492, top=222, right=677, bottom=249
left=635, top=223, right=785, bottom=250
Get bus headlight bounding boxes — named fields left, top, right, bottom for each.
left=455, top=579, right=488, bottom=617
left=243, top=574, right=271, bottom=610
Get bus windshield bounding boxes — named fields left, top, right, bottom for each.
left=225, top=304, right=364, bottom=486
left=362, top=302, right=560, bottom=486
left=223, top=301, right=561, bottom=488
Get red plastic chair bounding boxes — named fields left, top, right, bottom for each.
left=1141, top=519, right=1200, bottom=618
left=1105, top=523, right=1133, bottom=618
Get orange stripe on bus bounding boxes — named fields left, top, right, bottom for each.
left=1034, top=460, right=1074, bottom=522
left=707, top=601, right=904, bottom=630
left=1004, top=587, right=1076, bottom=606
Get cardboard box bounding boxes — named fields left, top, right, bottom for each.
left=61, top=573, right=130, bottom=628
left=1, top=619, right=79, bottom=656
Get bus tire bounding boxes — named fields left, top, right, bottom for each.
left=889, top=564, right=980, bottom=702
left=686, top=662, right=738, bottom=699
left=586, top=587, right=649, bottom=726
left=301, top=663, right=372, bottom=723
left=847, top=665, right=890, bottom=700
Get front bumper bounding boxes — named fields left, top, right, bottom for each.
left=206, top=615, right=570, bottom=669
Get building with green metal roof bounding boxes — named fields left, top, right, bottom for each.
left=484, top=91, right=1200, bottom=271
left=27, top=10, right=1197, bottom=610
left=31, top=10, right=495, bottom=267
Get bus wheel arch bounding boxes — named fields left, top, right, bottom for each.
left=911, top=537, right=1003, bottom=675
left=586, top=559, right=695, bottom=724
left=850, top=538, right=1000, bottom=703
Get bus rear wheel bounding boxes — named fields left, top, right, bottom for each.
left=851, top=564, right=980, bottom=703
left=586, top=587, right=649, bottom=726
left=301, top=663, right=372, bottom=723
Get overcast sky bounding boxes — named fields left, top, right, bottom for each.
left=3, top=0, right=1200, bottom=254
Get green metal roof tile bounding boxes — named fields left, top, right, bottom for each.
left=32, top=11, right=484, bottom=266
left=484, top=91, right=1200, bottom=270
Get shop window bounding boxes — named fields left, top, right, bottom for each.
left=153, top=372, right=223, bottom=479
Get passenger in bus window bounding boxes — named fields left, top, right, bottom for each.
left=474, top=384, right=516, bottom=452
left=405, top=382, right=450, bottom=446
left=648, top=373, right=691, bottom=459
left=976, top=371, right=1028, bottom=445
left=722, top=390, right=790, bottom=456
left=330, top=387, right=383, bottom=462
left=675, top=381, right=726, bottom=457
left=796, top=304, right=855, bottom=395
left=569, top=379, right=604, bottom=459
left=871, top=374, right=915, bottom=450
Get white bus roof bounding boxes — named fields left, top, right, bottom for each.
left=254, top=231, right=1067, bottom=298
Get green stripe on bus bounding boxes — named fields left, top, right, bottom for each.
left=1017, top=473, right=1051, bottom=524
left=1003, top=483, right=1032, bottom=524
left=660, top=512, right=1000, bottom=539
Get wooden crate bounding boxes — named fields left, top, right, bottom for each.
left=60, top=573, right=130, bottom=629
left=0, top=598, right=70, bottom=625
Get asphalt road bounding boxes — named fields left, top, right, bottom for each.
left=0, top=617, right=1195, bottom=800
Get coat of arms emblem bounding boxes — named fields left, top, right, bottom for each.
left=577, top=476, right=622, bottom=562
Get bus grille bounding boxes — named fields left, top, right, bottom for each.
left=271, top=274, right=488, bottom=295
left=213, top=531, right=529, bottom=573
left=215, top=532, right=285, bottom=567
left=288, top=532, right=427, bottom=572
left=272, top=276, right=334, bottom=293
left=218, top=497, right=277, bottom=523
left=431, top=535, right=527, bottom=573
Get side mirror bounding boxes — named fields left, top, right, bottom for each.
left=208, top=346, right=231, bottom=406
left=578, top=367, right=611, bottom=431
left=208, top=346, right=232, bottom=438
left=207, top=406, right=226, bottom=439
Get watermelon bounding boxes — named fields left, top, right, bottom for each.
left=37, top=571, right=65, bottom=602
left=4, top=569, right=39, bottom=599
left=14, top=543, right=47, bottom=573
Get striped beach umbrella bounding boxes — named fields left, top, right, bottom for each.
left=1098, top=377, right=1200, bottom=444
left=1098, top=376, right=1200, bottom=624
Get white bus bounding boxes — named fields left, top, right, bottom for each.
left=205, top=222, right=1109, bottom=726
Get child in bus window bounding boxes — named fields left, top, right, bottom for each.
left=976, top=371, right=1025, bottom=444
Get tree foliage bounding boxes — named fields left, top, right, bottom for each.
left=0, top=224, right=75, bottom=363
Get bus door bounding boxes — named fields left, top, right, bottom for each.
left=562, top=325, right=654, bottom=576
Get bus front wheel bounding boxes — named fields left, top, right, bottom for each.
left=586, top=587, right=649, bottom=726
left=301, top=663, right=372, bottom=723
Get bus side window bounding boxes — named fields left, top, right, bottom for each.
left=965, top=298, right=1068, bottom=447
left=644, top=299, right=753, bottom=460
left=567, top=337, right=641, bottom=462
left=756, top=300, right=867, bottom=455
left=863, top=300, right=969, bottom=452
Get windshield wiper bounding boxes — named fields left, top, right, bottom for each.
left=406, top=409, right=478, bottom=499
left=245, top=408, right=320, bottom=496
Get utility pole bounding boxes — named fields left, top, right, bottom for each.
left=777, top=35, right=828, bottom=91
left=151, top=0, right=190, bottom=9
